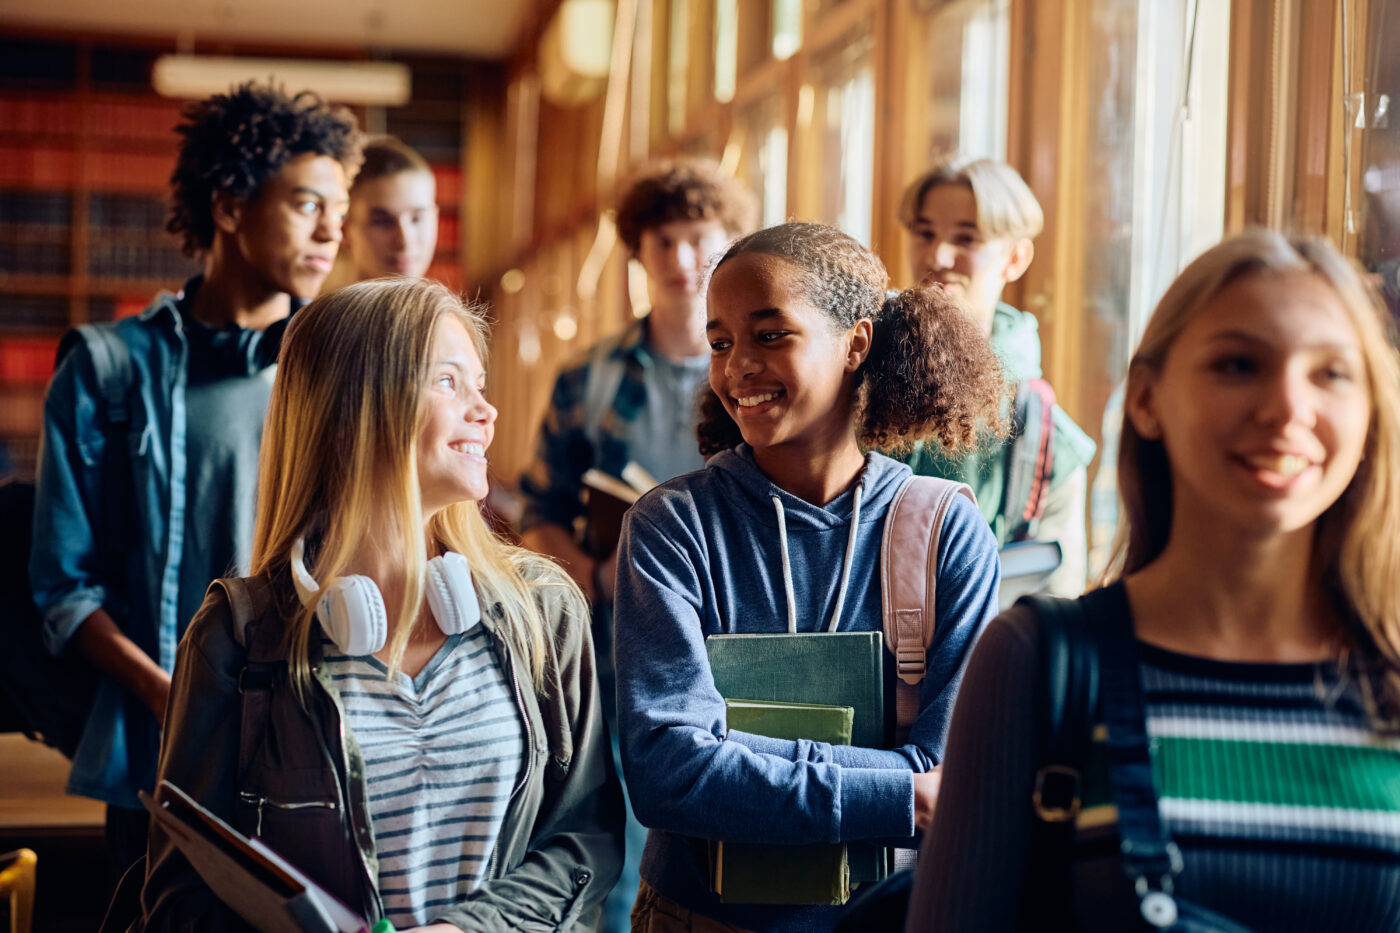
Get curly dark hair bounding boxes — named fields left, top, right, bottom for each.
left=697, top=222, right=1008, bottom=457
left=615, top=158, right=757, bottom=253
left=167, top=82, right=364, bottom=257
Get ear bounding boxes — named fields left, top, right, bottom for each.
left=1000, top=238, right=1035, bottom=284
left=210, top=191, right=242, bottom=236
left=1125, top=363, right=1163, bottom=440
left=845, top=319, right=873, bottom=373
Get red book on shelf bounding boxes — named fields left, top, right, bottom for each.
left=0, top=337, right=60, bottom=385
left=433, top=165, right=461, bottom=204
left=0, top=147, right=77, bottom=187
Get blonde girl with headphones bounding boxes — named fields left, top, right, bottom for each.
left=141, top=278, right=623, bottom=931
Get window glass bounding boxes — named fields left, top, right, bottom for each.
left=918, top=0, right=1010, bottom=162
left=714, top=0, right=738, bottom=103
left=1357, top=0, right=1400, bottom=323
left=1083, top=0, right=1231, bottom=577
left=808, top=28, right=875, bottom=244
left=773, top=0, right=802, bottom=60
left=669, top=0, right=690, bottom=135
left=737, top=97, right=789, bottom=228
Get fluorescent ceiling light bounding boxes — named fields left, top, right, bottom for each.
left=153, top=55, right=411, bottom=106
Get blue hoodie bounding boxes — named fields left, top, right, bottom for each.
left=613, top=444, right=1000, bottom=932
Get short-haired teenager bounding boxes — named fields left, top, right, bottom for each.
left=29, top=82, right=361, bottom=876
left=517, top=157, right=754, bottom=932
left=332, top=134, right=439, bottom=284
left=896, top=154, right=1096, bottom=596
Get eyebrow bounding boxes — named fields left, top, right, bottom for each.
left=293, top=186, right=351, bottom=206
left=1204, top=329, right=1361, bottom=354
left=705, top=307, right=783, bottom=331
left=913, top=215, right=979, bottom=230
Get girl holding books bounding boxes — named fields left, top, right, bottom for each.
left=908, top=231, right=1400, bottom=931
left=612, top=221, right=1006, bottom=932
left=141, top=278, right=623, bottom=931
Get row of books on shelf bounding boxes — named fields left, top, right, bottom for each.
left=88, top=242, right=199, bottom=282
left=0, top=191, right=70, bottom=227
left=0, top=192, right=188, bottom=234
left=0, top=241, right=70, bottom=276
left=1, top=293, right=143, bottom=334
left=0, top=94, right=180, bottom=142
left=0, top=148, right=171, bottom=192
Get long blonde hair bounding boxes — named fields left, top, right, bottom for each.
left=252, top=277, right=584, bottom=689
left=1111, top=230, right=1400, bottom=724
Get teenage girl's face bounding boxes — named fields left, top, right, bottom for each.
left=417, top=315, right=497, bottom=516
left=706, top=251, right=870, bottom=459
left=1128, top=270, right=1371, bottom=540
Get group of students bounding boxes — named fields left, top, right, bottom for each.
left=26, top=81, right=1400, bottom=933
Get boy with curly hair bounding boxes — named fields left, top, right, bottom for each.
left=29, top=82, right=361, bottom=876
left=518, top=157, right=754, bottom=932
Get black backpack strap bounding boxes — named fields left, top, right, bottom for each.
left=1017, top=592, right=1099, bottom=932
left=1005, top=378, right=1057, bottom=542
left=213, top=578, right=283, bottom=791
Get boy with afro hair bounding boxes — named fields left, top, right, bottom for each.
left=30, top=82, right=361, bottom=878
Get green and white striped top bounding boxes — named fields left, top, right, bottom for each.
left=909, top=610, right=1400, bottom=932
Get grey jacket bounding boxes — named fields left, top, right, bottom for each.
left=140, top=570, right=624, bottom=931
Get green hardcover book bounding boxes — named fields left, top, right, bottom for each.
left=715, top=699, right=853, bottom=905
left=705, top=632, right=887, bottom=886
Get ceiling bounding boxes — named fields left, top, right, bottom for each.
left=0, top=0, right=540, bottom=58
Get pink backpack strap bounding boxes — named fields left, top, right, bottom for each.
left=880, top=475, right=976, bottom=742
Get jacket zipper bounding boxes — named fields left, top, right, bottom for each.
left=330, top=690, right=386, bottom=921
left=237, top=791, right=336, bottom=837
left=485, top=631, right=534, bottom=881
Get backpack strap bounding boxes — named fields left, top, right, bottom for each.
left=212, top=577, right=282, bottom=791
left=880, top=474, right=975, bottom=742
left=1005, top=378, right=1057, bottom=541
left=63, top=323, right=136, bottom=430
left=1018, top=593, right=1099, bottom=932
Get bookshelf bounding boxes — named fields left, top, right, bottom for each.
left=0, top=38, right=483, bottom=480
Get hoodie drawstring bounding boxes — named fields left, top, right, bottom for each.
left=770, top=481, right=863, bottom=634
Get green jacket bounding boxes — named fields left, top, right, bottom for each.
left=899, top=303, right=1096, bottom=595
left=141, top=569, right=625, bottom=931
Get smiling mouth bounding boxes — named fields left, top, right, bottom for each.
left=734, top=391, right=782, bottom=408
left=450, top=441, right=486, bottom=456
left=1238, top=452, right=1312, bottom=479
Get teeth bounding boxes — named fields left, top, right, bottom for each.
left=1244, top=453, right=1309, bottom=477
left=451, top=442, right=485, bottom=456
left=735, top=392, right=780, bottom=407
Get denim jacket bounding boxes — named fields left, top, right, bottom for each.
left=141, top=571, right=625, bottom=931
left=28, top=278, right=289, bottom=807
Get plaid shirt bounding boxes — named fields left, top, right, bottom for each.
left=519, top=319, right=654, bottom=531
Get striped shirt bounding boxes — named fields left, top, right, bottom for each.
left=324, top=625, right=523, bottom=928
left=910, top=611, right=1400, bottom=932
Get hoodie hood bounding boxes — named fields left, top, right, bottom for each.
left=990, top=301, right=1043, bottom=382
left=705, top=443, right=913, bottom=533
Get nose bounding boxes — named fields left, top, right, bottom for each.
left=1256, top=367, right=1314, bottom=430
left=316, top=210, right=341, bottom=243
left=675, top=241, right=698, bottom=273
left=726, top=339, right=762, bottom=382
left=932, top=241, right=957, bottom=270
left=394, top=217, right=412, bottom=251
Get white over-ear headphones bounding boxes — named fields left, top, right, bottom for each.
left=289, top=538, right=482, bottom=656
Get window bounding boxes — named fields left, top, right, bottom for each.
left=804, top=27, right=875, bottom=243
left=917, top=0, right=1011, bottom=163
left=1356, top=0, right=1399, bottom=321
left=1082, top=0, right=1231, bottom=576
left=737, top=97, right=789, bottom=228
